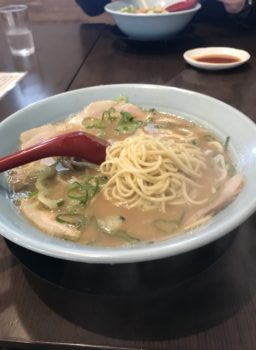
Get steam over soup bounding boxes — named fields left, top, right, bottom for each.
left=7, top=98, right=244, bottom=247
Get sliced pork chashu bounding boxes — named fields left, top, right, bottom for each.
left=21, top=200, right=81, bottom=241
left=185, top=174, right=244, bottom=228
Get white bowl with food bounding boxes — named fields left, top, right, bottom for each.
left=105, top=0, right=201, bottom=41
left=0, top=84, right=255, bottom=264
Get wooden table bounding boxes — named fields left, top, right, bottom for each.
left=1, top=12, right=256, bottom=350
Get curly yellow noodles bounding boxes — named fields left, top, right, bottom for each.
left=100, top=133, right=210, bottom=212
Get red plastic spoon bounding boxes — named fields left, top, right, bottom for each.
left=0, top=131, right=109, bottom=172
left=165, top=0, right=197, bottom=12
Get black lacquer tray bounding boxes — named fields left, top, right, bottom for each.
left=5, top=230, right=236, bottom=296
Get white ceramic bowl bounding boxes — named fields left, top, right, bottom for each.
left=0, top=84, right=256, bottom=264
left=105, top=0, right=201, bottom=41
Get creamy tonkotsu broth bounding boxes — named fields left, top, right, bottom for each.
left=7, top=98, right=244, bottom=247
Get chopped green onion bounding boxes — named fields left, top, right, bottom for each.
left=116, top=95, right=128, bottom=103
left=116, top=122, right=143, bottom=133
left=56, top=213, right=89, bottom=229
left=82, top=176, right=99, bottom=199
left=116, top=111, right=143, bottom=133
left=82, top=117, right=106, bottom=130
left=85, top=120, right=106, bottom=129
left=68, top=176, right=99, bottom=205
left=27, top=190, right=38, bottom=199
left=68, top=182, right=88, bottom=204
left=102, top=107, right=116, bottom=122
left=224, top=136, right=230, bottom=151
left=66, top=206, right=79, bottom=215
left=120, top=111, right=134, bottom=123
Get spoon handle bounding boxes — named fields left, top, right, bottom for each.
left=0, top=131, right=108, bottom=172
left=165, top=0, right=197, bottom=12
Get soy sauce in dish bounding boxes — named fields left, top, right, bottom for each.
left=194, top=54, right=241, bottom=64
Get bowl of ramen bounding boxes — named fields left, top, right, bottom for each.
left=0, top=84, right=256, bottom=264
left=105, top=0, right=201, bottom=41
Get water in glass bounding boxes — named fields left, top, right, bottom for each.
left=6, top=28, right=35, bottom=56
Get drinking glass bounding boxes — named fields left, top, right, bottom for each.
left=0, top=4, right=35, bottom=57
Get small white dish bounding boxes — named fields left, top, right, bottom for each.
left=183, top=47, right=250, bottom=71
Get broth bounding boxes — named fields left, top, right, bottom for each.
left=8, top=99, right=243, bottom=247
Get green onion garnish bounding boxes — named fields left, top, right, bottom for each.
left=56, top=213, right=88, bottom=229
left=224, top=136, right=230, bottom=151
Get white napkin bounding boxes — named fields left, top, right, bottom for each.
left=0, top=72, right=27, bottom=99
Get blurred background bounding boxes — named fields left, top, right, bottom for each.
left=0, top=0, right=113, bottom=23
